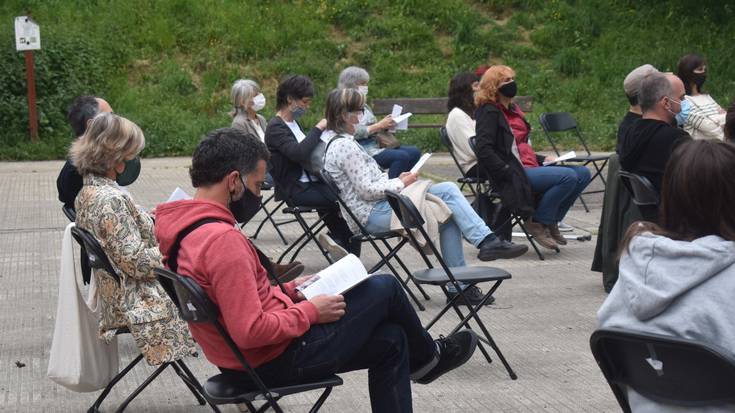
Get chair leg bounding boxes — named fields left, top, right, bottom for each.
left=169, top=362, right=206, bottom=406
left=255, top=396, right=285, bottom=413
left=114, top=362, right=170, bottom=412
left=88, top=354, right=144, bottom=413
left=309, top=386, right=334, bottom=413
left=515, top=218, right=545, bottom=260
left=172, top=360, right=223, bottom=412
left=288, top=215, right=331, bottom=265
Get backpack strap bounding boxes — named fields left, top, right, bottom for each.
left=167, top=218, right=223, bottom=273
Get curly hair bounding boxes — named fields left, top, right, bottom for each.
left=475, top=65, right=515, bottom=107
left=190, top=128, right=270, bottom=187
left=69, top=113, right=145, bottom=176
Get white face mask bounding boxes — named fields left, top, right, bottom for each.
left=357, top=85, right=368, bottom=96
left=251, top=93, right=266, bottom=111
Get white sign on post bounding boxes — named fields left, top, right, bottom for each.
left=15, top=16, right=41, bottom=51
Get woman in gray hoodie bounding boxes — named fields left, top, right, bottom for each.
left=597, top=139, right=735, bottom=412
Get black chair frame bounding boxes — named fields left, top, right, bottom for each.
left=155, top=267, right=342, bottom=413
left=539, top=112, right=610, bottom=212
left=319, top=170, right=431, bottom=311
left=249, top=183, right=293, bottom=245
left=275, top=197, right=335, bottom=266
left=590, top=328, right=735, bottom=413
left=385, top=191, right=517, bottom=380
left=617, top=170, right=659, bottom=207
left=466, top=137, right=553, bottom=260
left=439, top=127, right=482, bottom=197
left=69, top=226, right=217, bottom=413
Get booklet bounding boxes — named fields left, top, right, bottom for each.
left=167, top=187, right=192, bottom=202
left=391, top=104, right=412, bottom=130
left=410, top=153, right=432, bottom=174
left=543, top=151, right=577, bottom=166
left=296, top=254, right=373, bottom=300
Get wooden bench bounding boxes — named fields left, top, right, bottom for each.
left=372, top=96, right=534, bottom=129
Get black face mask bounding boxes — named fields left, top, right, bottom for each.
left=116, top=157, right=141, bottom=186
left=229, top=176, right=262, bottom=224
left=498, top=81, right=518, bottom=98
left=693, top=73, right=707, bottom=90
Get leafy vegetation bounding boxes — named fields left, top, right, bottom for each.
left=1, top=0, right=734, bottom=159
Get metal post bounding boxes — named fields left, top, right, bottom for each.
left=24, top=50, right=38, bottom=142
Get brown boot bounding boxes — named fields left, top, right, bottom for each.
left=273, top=261, right=305, bottom=283
left=523, top=220, right=558, bottom=250
left=547, top=223, right=567, bottom=245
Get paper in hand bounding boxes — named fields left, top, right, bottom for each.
left=543, top=151, right=577, bottom=166
left=390, top=105, right=412, bottom=130
left=410, top=153, right=432, bottom=174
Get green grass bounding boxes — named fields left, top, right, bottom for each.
left=1, top=0, right=734, bottom=159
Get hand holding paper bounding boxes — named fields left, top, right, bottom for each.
left=410, top=153, right=432, bottom=174
left=543, top=151, right=576, bottom=166
left=391, top=104, right=412, bottom=130
left=296, top=254, right=374, bottom=300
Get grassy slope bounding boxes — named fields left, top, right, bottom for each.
left=0, top=0, right=733, bottom=160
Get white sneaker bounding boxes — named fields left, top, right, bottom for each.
left=558, top=221, right=574, bottom=232
left=317, top=233, right=348, bottom=261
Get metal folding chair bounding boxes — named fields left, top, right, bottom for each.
left=385, top=191, right=517, bottom=380
left=439, top=126, right=483, bottom=197
left=248, top=182, right=292, bottom=245
left=539, top=112, right=609, bottom=212
left=155, top=267, right=342, bottom=413
left=590, top=328, right=735, bottom=412
left=69, top=226, right=216, bottom=413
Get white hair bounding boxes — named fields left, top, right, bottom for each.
left=337, top=66, right=370, bottom=89
left=231, top=79, right=260, bottom=117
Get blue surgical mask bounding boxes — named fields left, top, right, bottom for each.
left=291, top=105, right=306, bottom=120
left=671, top=98, right=691, bottom=126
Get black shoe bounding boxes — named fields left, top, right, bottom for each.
left=477, top=236, right=528, bottom=261
left=415, top=330, right=478, bottom=384
left=445, top=285, right=495, bottom=306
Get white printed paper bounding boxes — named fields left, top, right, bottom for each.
left=297, top=254, right=372, bottom=300
left=167, top=187, right=192, bottom=202
left=543, top=151, right=577, bottom=166
left=410, top=153, right=432, bottom=174
left=394, top=112, right=412, bottom=130
left=391, top=104, right=403, bottom=119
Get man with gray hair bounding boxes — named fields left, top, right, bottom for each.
left=616, top=64, right=659, bottom=152
left=619, top=72, right=691, bottom=214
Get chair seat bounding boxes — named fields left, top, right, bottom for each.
left=567, top=155, right=610, bottom=162
left=351, top=230, right=402, bottom=242
left=204, top=374, right=343, bottom=404
left=413, top=265, right=511, bottom=285
left=282, top=206, right=320, bottom=214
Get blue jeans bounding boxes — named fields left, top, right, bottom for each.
left=365, top=182, right=492, bottom=268
left=229, top=275, right=435, bottom=413
left=373, top=145, right=422, bottom=179
left=525, top=165, right=591, bottom=225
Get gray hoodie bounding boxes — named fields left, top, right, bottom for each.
left=597, top=232, right=735, bottom=413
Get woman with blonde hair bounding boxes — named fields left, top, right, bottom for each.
left=70, top=112, right=195, bottom=365
left=474, top=65, right=590, bottom=249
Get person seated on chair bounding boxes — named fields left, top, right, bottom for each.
left=676, top=53, right=726, bottom=141
left=619, top=72, right=691, bottom=201
left=336, top=66, right=421, bottom=178
left=264, top=74, right=358, bottom=258
left=321, top=88, right=527, bottom=306
left=69, top=112, right=196, bottom=365
left=57, top=95, right=114, bottom=211
left=230, top=78, right=274, bottom=187
left=597, top=139, right=735, bottom=413
left=617, top=64, right=659, bottom=153
left=473, top=65, right=591, bottom=250
left=154, top=128, right=479, bottom=413
left=445, top=71, right=481, bottom=177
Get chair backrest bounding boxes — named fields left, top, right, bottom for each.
left=590, top=328, right=735, bottom=412
left=62, top=205, right=76, bottom=222
left=618, top=170, right=659, bottom=206
left=70, top=226, right=121, bottom=285
left=539, top=112, right=592, bottom=156
left=384, top=191, right=426, bottom=231
left=439, top=127, right=453, bottom=153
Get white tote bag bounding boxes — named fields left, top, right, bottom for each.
left=47, top=223, right=119, bottom=392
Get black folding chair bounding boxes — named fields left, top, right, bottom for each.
left=467, top=137, right=551, bottom=260
left=439, top=127, right=484, bottom=197
left=274, top=196, right=335, bottom=266
left=69, top=226, right=216, bottom=413
left=539, top=112, right=610, bottom=212
left=249, top=182, right=292, bottom=245
left=590, top=328, right=735, bottom=413
left=618, top=170, right=659, bottom=223
left=319, top=170, right=431, bottom=310
left=155, top=267, right=342, bottom=413
left=62, top=205, right=76, bottom=222
left=384, top=191, right=517, bottom=380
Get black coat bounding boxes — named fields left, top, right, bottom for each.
left=264, top=116, right=323, bottom=201
left=474, top=103, right=534, bottom=218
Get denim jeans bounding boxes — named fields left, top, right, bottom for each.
left=225, top=274, right=435, bottom=413
left=365, top=182, right=492, bottom=268
left=373, top=145, right=422, bottom=178
left=525, top=165, right=591, bottom=225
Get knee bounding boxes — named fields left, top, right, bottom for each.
left=366, top=273, right=403, bottom=297
left=576, top=167, right=591, bottom=184
left=404, top=146, right=421, bottom=161
left=432, top=181, right=461, bottom=197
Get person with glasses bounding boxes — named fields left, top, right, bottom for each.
left=337, top=66, right=422, bottom=178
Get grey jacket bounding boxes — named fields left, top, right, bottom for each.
left=232, top=112, right=267, bottom=141
left=597, top=232, right=735, bottom=412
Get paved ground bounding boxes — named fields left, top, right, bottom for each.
left=0, top=154, right=618, bottom=412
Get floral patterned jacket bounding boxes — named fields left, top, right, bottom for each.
left=75, top=174, right=196, bottom=365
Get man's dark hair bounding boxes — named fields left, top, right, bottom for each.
left=676, top=53, right=706, bottom=95
left=275, top=75, right=314, bottom=110
left=67, top=96, right=100, bottom=137
left=447, top=72, right=479, bottom=117
left=190, top=128, right=270, bottom=187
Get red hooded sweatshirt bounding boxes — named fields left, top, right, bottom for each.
left=155, top=199, right=319, bottom=370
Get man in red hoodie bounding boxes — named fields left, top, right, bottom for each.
left=155, top=128, right=478, bottom=412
